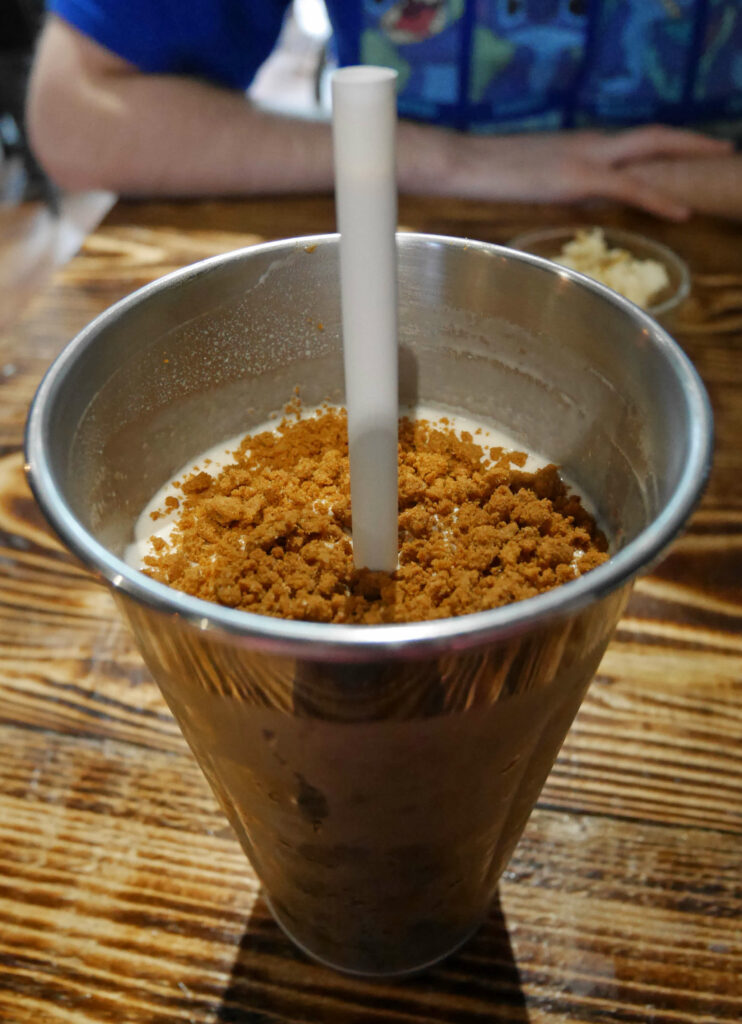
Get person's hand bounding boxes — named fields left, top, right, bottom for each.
left=402, top=123, right=734, bottom=220
left=625, top=149, right=742, bottom=220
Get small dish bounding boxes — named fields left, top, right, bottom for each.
left=508, top=225, right=690, bottom=321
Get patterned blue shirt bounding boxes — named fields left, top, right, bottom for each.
left=49, top=0, right=742, bottom=135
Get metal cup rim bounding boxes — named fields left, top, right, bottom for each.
left=24, top=232, right=713, bottom=660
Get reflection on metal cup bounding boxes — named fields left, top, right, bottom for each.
left=25, top=234, right=712, bottom=975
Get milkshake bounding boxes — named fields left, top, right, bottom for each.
left=26, top=233, right=711, bottom=975
left=118, top=397, right=612, bottom=972
left=126, top=399, right=608, bottom=625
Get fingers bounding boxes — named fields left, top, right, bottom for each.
left=582, top=165, right=691, bottom=221
left=595, top=124, right=733, bottom=167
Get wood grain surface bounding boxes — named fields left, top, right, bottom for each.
left=0, top=195, right=740, bottom=1023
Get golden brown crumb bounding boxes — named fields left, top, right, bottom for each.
left=142, top=408, right=608, bottom=624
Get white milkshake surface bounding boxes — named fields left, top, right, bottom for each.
left=125, top=404, right=549, bottom=571
left=125, top=399, right=610, bottom=626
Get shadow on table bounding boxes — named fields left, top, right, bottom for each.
left=217, top=890, right=529, bottom=1023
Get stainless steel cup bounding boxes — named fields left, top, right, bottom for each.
left=25, top=234, right=712, bottom=976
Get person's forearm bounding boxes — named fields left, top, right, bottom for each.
left=27, top=16, right=736, bottom=217
left=27, top=15, right=465, bottom=200
left=28, top=64, right=337, bottom=196
left=627, top=154, right=742, bottom=219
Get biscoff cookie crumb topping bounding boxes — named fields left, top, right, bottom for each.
left=142, top=400, right=608, bottom=624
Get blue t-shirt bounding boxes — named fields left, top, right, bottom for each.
left=48, top=0, right=742, bottom=134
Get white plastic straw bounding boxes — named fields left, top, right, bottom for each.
left=331, top=66, right=399, bottom=572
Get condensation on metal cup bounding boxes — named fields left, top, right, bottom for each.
left=25, top=234, right=712, bottom=976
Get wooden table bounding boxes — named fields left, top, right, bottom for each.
left=1, top=195, right=740, bottom=1023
